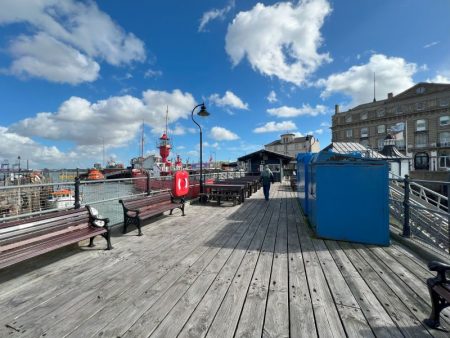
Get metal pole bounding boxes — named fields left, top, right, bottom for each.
left=402, top=174, right=411, bottom=237
left=200, top=129, right=204, bottom=200
left=447, top=182, right=450, bottom=254
left=191, top=103, right=205, bottom=202
left=146, top=171, right=151, bottom=196
left=74, top=177, right=81, bottom=209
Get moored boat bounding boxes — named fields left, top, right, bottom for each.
left=47, top=189, right=76, bottom=209
left=87, top=168, right=104, bottom=180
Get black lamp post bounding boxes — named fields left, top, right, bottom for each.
left=191, top=103, right=210, bottom=202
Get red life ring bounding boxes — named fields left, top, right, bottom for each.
left=172, top=170, right=190, bottom=197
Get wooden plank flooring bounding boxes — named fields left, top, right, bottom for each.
left=0, top=183, right=449, bottom=337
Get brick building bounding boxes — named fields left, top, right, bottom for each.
left=331, top=83, right=450, bottom=172
left=264, top=133, right=320, bottom=158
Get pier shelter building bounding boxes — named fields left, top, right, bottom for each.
left=237, top=149, right=293, bottom=181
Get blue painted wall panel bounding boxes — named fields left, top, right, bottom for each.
left=307, top=153, right=389, bottom=246
left=296, top=152, right=314, bottom=215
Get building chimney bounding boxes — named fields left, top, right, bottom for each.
left=387, top=92, right=393, bottom=99
left=335, top=104, right=340, bottom=114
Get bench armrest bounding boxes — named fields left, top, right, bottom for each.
left=170, top=193, right=185, bottom=204
left=86, top=205, right=111, bottom=228
left=119, top=199, right=140, bottom=216
left=428, top=261, right=450, bottom=283
left=92, top=217, right=110, bottom=228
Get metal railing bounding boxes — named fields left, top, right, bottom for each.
left=389, top=174, right=450, bottom=254
left=0, top=171, right=246, bottom=225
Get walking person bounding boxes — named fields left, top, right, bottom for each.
left=260, top=165, right=274, bottom=201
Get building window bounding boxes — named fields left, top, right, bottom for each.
left=377, top=138, right=385, bottom=150
left=377, top=125, right=385, bottom=134
left=439, top=152, right=450, bottom=168
left=439, top=132, right=450, bottom=146
left=345, top=129, right=353, bottom=138
left=440, top=98, right=449, bottom=107
left=345, top=115, right=352, bottom=123
left=361, top=112, right=368, bottom=120
left=416, top=102, right=426, bottom=111
left=416, top=87, right=426, bottom=94
left=416, top=119, right=427, bottom=131
left=415, top=133, right=428, bottom=148
left=414, top=152, right=429, bottom=170
left=360, top=139, right=369, bottom=148
left=440, top=116, right=450, bottom=126
left=396, top=139, right=406, bottom=149
left=360, top=127, right=368, bottom=138
left=396, top=105, right=403, bottom=114
left=377, top=109, right=385, bottom=117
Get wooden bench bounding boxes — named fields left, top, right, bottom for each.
left=424, top=261, right=450, bottom=328
left=0, top=206, right=112, bottom=270
left=119, top=192, right=185, bottom=236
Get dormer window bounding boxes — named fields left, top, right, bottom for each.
left=377, top=109, right=385, bottom=117
left=416, top=87, right=426, bottom=94
left=345, top=115, right=352, bottom=123
left=361, top=112, right=368, bottom=120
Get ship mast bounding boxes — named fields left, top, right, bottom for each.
left=165, top=106, right=168, bottom=136
left=141, top=120, right=144, bottom=159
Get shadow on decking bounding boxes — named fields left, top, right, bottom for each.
left=0, top=245, right=81, bottom=285
left=203, top=194, right=326, bottom=253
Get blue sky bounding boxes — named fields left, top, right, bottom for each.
left=0, top=0, right=449, bottom=168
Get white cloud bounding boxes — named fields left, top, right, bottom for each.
left=0, top=126, right=75, bottom=168
left=267, top=90, right=278, bottom=103
left=202, top=141, right=220, bottom=149
left=314, top=128, right=323, bottom=135
left=318, top=54, right=417, bottom=106
left=187, top=150, right=199, bottom=157
left=427, top=74, right=450, bottom=84
left=0, top=0, right=145, bottom=83
left=320, top=121, right=331, bottom=127
left=424, top=41, right=439, bottom=48
left=152, top=124, right=196, bottom=136
left=253, top=121, right=297, bottom=133
left=209, top=90, right=249, bottom=110
left=210, top=126, right=239, bottom=141
left=225, top=0, right=332, bottom=85
left=9, top=89, right=196, bottom=149
left=199, top=0, right=235, bottom=32
left=9, top=32, right=100, bottom=84
left=267, top=104, right=327, bottom=118
left=144, top=69, right=163, bottom=78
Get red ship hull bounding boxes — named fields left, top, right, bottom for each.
left=131, top=170, right=203, bottom=198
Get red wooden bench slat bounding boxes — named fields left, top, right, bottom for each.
left=0, top=208, right=89, bottom=229
left=120, top=192, right=184, bottom=236
left=0, top=206, right=112, bottom=270
left=0, top=226, right=106, bottom=270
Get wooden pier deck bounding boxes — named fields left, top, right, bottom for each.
left=0, top=183, right=449, bottom=337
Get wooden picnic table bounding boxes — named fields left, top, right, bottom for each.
left=203, top=183, right=246, bottom=205
left=218, top=180, right=253, bottom=197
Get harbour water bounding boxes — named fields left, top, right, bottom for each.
left=49, top=171, right=141, bottom=226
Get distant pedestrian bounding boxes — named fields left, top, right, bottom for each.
left=260, top=165, right=274, bottom=201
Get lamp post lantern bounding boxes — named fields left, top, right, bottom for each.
left=191, top=103, right=210, bottom=202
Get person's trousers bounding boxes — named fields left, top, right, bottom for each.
left=263, top=184, right=270, bottom=200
